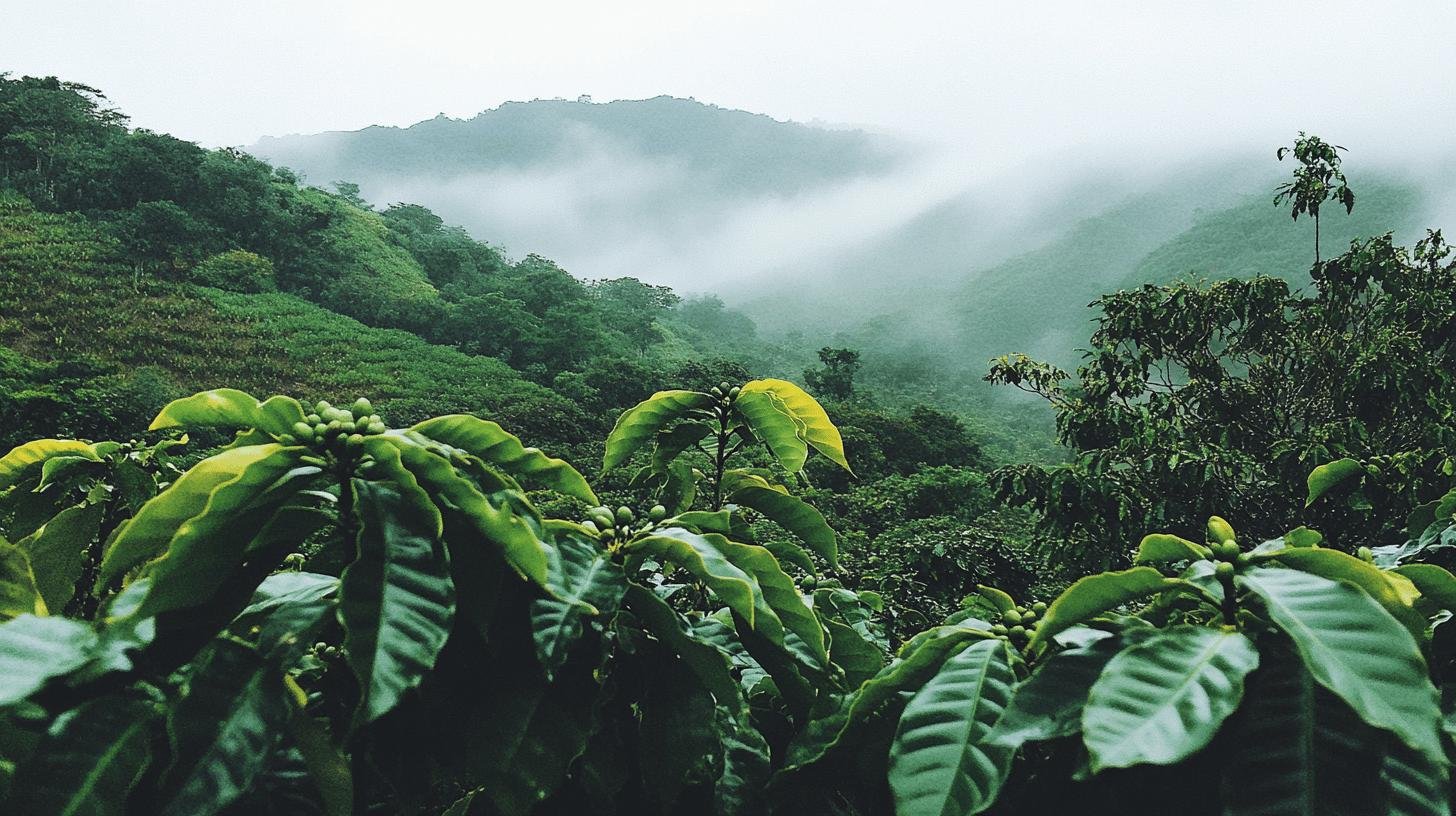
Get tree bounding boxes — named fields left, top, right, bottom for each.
left=591, top=276, right=682, bottom=354
left=988, top=230, right=1456, bottom=567
left=804, top=347, right=861, bottom=402
left=1274, top=132, right=1355, bottom=262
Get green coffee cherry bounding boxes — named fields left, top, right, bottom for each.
left=649, top=504, right=667, bottom=522
left=1215, top=561, right=1236, bottom=580
left=800, top=576, right=818, bottom=589
left=1357, top=546, right=1374, bottom=563
left=306, top=413, right=322, bottom=425
left=1031, top=601, right=1047, bottom=613
left=719, top=382, right=731, bottom=392
left=1207, top=516, right=1237, bottom=546
left=616, top=506, right=634, bottom=524
left=314, top=401, right=332, bottom=415
left=588, top=507, right=615, bottom=529
left=351, top=397, right=373, bottom=419
left=313, top=422, right=328, bottom=437
left=729, top=386, right=741, bottom=398
left=346, top=434, right=365, bottom=452
left=710, top=386, right=723, bottom=397
left=292, top=421, right=314, bottom=440
left=1022, top=608, right=1038, bottom=623
left=1001, top=610, right=1022, bottom=626
left=991, top=624, right=1008, bottom=636
left=1009, top=625, right=1027, bottom=639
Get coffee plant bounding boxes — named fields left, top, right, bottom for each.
left=0, top=382, right=1453, bottom=815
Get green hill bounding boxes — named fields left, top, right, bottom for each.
left=0, top=194, right=589, bottom=449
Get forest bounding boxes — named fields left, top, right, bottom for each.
left=2, top=72, right=1456, bottom=816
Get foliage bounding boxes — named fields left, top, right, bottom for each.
left=989, top=228, right=1456, bottom=568
left=1274, top=132, right=1356, bottom=262
left=0, top=377, right=1450, bottom=814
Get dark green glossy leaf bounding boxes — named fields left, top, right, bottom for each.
left=0, top=615, right=98, bottom=705
left=888, top=638, right=1015, bottom=816
left=624, top=584, right=745, bottom=714
left=341, top=477, right=455, bottom=723
left=988, top=637, right=1121, bottom=748
left=1220, top=642, right=1386, bottom=816
left=161, top=638, right=293, bottom=816
left=1083, top=626, right=1258, bottom=770
left=1239, top=567, right=1443, bottom=764
left=530, top=534, right=624, bottom=677
left=6, top=696, right=158, bottom=816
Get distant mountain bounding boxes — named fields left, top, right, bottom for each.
left=253, top=97, right=1441, bottom=395
left=251, top=97, right=909, bottom=286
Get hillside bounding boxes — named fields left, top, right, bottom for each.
left=0, top=194, right=591, bottom=449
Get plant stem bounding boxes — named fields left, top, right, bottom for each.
left=711, top=407, right=730, bottom=511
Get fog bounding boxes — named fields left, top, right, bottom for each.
left=7, top=0, right=1456, bottom=298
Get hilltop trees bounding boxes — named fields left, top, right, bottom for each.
left=1274, top=132, right=1356, bottom=262
left=989, top=137, right=1455, bottom=569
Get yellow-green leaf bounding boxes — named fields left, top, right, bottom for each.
left=412, top=415, right=596, bottom=503
left=603, top=391, right=714, bottom=473
left=739, top=379, right=851, bottom=472
left=0, top=439, right=100, bottom=491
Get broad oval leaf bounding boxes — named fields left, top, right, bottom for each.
left=411, top=414, right=597, bottom=503
left=530, top=533, right=625, bottom=678
left=1082, top=626, right=1258, bottom=770
left=1027, top=567, right=1175, bottom=650
left=1306, top=458, right=1365, bottom=507
left=1135, top=533, right=1208, bottom=564
left=383, top=438, right=550, bottom=588
left=988, top=636, right=1122, bottom=748
left=629, top=528, right=761, bottom=626
left=161, top=638, right=294, bottom=816
left=623, top=584, right=745, bottom=715
left=149, top=388, right=305, bottom=437
left=0, top=614, right=99, bottom=705
left=0, top=538, right=46, bottom=619
left=1394, top=563, right=1456, bottom=612
left=104, top=445, right=312, bottom=617
left=780, top=624, right=996, bottom=775
left=603, top=390, right=714, bottom=473
left=887, top=638, right=1015, bottom=816
left=19, top=501, right=104, bottom=613
left=739, top=379, right=851, bottom=473
left=1219, top=640, right=1387, bottom=816
left=728, top=481, right=837, bottom=567
left=6, top=695, right=158, bottom=816
left=1239, top=567, right=1444, bottom=764
left=731, top=389, right=810, bottom=474
left=1270, top=547, right=1424, bottom=633
left=0, top=439, right=100, bottom=491
left=341, top=477, right=455, bottom=723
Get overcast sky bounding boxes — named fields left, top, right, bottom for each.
left=5, top=0, right=1455, bottom=164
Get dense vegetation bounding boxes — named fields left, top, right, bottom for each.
left=4, top=71, right=1456, bottom=814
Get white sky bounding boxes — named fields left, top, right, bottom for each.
left=4, top=0, right=1455, bottom=166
